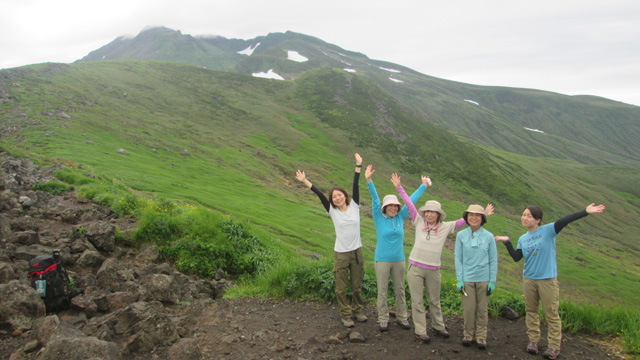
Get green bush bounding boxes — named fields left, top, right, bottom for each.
left=53, top=169, right=95, bottom=185
left=133, top=210, right=184, bottom=245
left=32, top=180, right=72, bottom=195
left=113, top=195, right=146, bottom=216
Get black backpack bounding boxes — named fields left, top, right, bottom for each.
left=28, top=250, right=74, bottom=312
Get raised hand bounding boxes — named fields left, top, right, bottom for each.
left=295, top=169, right=306, bottom=182
left=355, top=153, right=362, bottom=166
left=485, top=203, right=495, bottom=217
left=365, top=164, right=375, bottom=182
left=586, top=203, right=605, bottom=214
left=421, top=175, right=432, bottom=187
left=391, top=173, right=401, bottom=187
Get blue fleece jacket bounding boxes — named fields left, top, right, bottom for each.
left=368, top=181, right=426, bottom=262
left=455, top=226, right=498, bottom=282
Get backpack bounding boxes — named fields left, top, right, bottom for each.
left=28, top=250, right=74, bottom=312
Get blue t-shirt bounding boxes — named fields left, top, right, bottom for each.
left=517, top=223, right=557, bottom=279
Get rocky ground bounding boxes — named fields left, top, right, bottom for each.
left=0, top=154, right=628, bottom=359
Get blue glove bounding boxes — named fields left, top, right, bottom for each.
left=457, top=281, right=464, bottom=292
left=487, top=281, right=495, bottom=295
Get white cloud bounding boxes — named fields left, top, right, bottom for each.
left=0, top=0, right=638, bottom=105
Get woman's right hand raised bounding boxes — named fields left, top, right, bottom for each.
left=355, top=153, right=362, bottom=166
left=391, top=173, right=401, bottom=187
left=295, top=169, right=306, bottom=182
left=421, top=175, right=432, bottom=187
left=365, top=164, right=375, bottom=183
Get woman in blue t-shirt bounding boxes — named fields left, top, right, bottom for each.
left=495, top=203, right=605, bottom=360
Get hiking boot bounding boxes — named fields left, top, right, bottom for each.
left=398, top=319, right=410, bottom=329
left=477, top=339, right=487, bottom=350
left=379, top=321, right=388, bottom=332
left=527, top=341, right=539, bottom=354
left=341, top=318, right=355, bottom=328
left=462, top=337, right=473, bottom=347
left=542, top=348, right=560, bottom=359
left=432, top=327, right=450, bottom=338
left=415, top=333, right=431, bottom=343
left=353, top=313, right=368, bottom=322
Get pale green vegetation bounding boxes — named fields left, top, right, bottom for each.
left=1, top=60, right=638, bottom=356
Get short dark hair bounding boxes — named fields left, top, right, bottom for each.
left=525, top=205, right=544, bottom=225
left=328, top=187, right=350, bottom=208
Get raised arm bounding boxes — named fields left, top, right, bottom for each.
left=296, top=169, right=330, bottom=212
left=554, top=203, right=605, bottom=234
left=352, top=153, right=362, bottom=205
left=495, top=236, right=523, bottom=262
left=394, top=174, right=428, bottom=221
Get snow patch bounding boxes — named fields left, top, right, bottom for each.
left=389, top=77, right=404, bottom=83
left=238, top=43, right=260, bottom=56
left=252, top=69, right=284, bottom=80
left=464, top=99, right=480, bottom=106
left=379, top=66, right=401, bottom=73
left=524, top=127, right=545, bottom=134
left=287, top=50, right=308, bottom=62
left=343, top=68, right=357, bottom=73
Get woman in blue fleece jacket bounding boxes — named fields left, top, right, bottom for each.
left=365, top=164, right=429, bottom=332
left=455, top=204, right=498, bottom=350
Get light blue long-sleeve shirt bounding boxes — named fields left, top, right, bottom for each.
left=368, top=181, right=427, bottom=262
left=455, top=226, right=498, bottom=282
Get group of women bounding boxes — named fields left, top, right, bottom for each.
left=295, top=153, right=605, bottom=360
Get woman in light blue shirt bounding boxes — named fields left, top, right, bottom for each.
left=455, top=204, right=497, bottom=350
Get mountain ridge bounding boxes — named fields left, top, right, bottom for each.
left=76, top=27, right=640, bottom=166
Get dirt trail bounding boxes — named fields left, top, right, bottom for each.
left=184, top=298, right=625, bottom=360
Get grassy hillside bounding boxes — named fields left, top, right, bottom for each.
left=77, top=29, right=640, bottom=166
left=1, top=61, right=639, bottom=310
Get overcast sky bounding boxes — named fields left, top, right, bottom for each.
left=1, top=0, right=639, bottom=106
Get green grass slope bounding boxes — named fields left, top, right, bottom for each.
left=0, top=61, right=638, bottom=310
left=77, top=29, right=640, bottom=166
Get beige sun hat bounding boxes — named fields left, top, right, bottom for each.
left=418, top=200, right=446, bottom=220
left=381, top=195, right=402, bottom=214
left=462, top=204, right=487, bottom=223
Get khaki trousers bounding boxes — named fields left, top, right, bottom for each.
left=523, top=277, right=562, bottom=350
left=374, top=260, right=408, bottom=322
left=334, top=248, right=365, bottom=320
left=461, top=281, right=489, bottom=341
left=407, top=264, right=446, bottom=336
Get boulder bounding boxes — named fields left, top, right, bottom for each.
left=96, top=258, right=135, bottom=290
left=83, top=221, right=116, bottom=253
left=0, top=261, right=19, bottom=283
left=0, top=280, right=46, bottom=332
left=39, top=336, right=120, bottom=360
left=140, top=274, right=180, bottom=305
left=169, top=338, right=202, bottom=360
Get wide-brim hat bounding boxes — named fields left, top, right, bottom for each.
left=463, top=204, right=487, bottom=222
left=381, top=195, right=402, bottom=214
left=418, top=200, right=446, bottom=220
